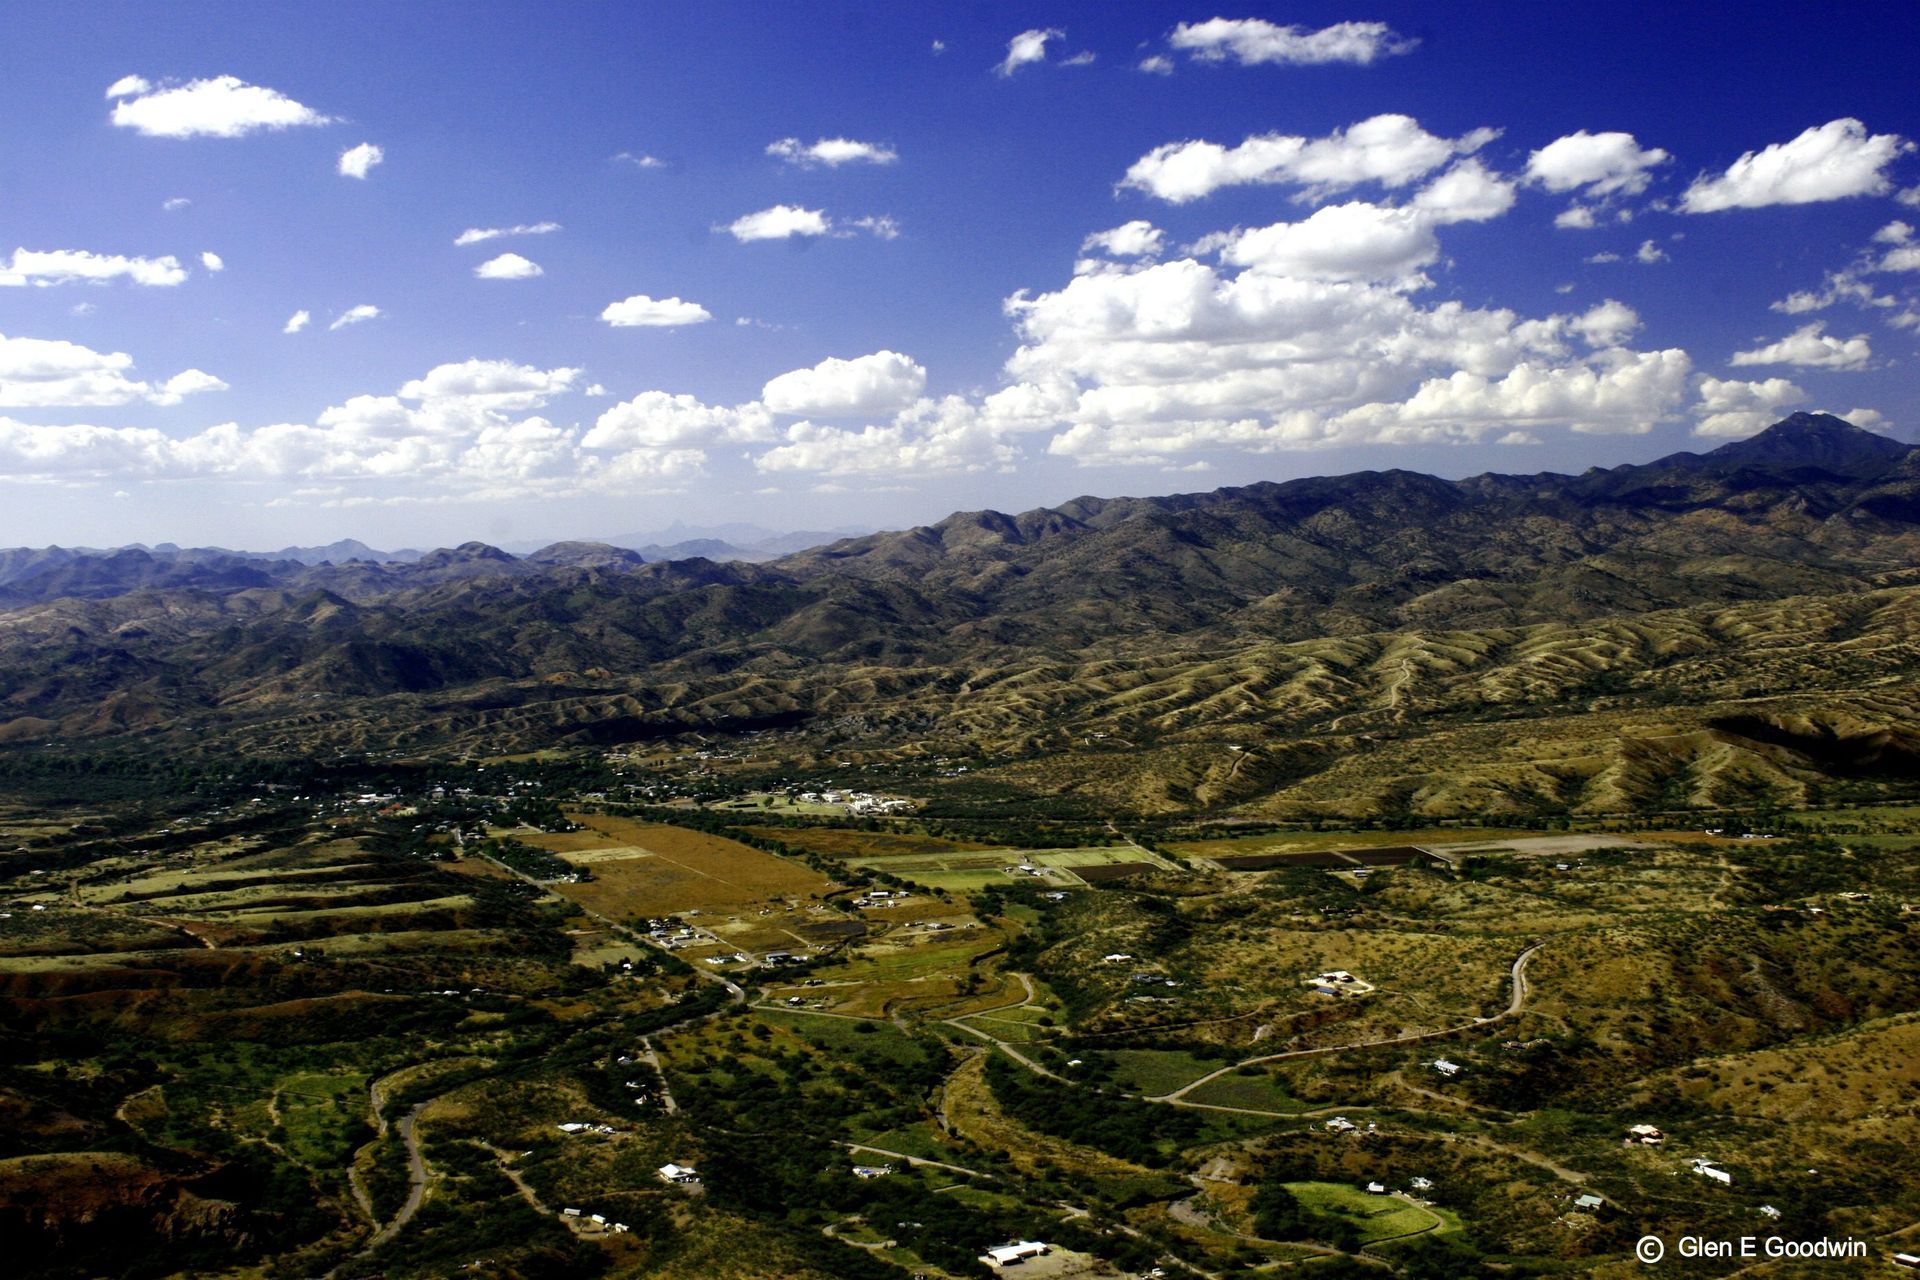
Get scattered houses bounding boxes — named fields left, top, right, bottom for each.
left=1625, top=1124, right=1665, bottom=1146
left=1574, top=1194, right=1605, bottom=1212
left=658, top=1162, right=700, bottom=1185
left=1431, top=1058, right=1463, bottom=1077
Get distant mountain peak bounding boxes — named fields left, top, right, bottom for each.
left=1706, top=412, right=1911, bottom=468
left=416, top=541, right=517, bottom=568
left=525, top=541, right=647, bottom=567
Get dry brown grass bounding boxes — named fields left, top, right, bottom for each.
left=525, top=816, right=830, bottom=918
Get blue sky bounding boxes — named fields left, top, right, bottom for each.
left=3, top=1, right=1919, bottom=551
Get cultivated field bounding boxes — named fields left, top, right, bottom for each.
left=519, top=815, right=830, bottom=919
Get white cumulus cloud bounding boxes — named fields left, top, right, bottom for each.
left=1082, top=221, right=1165, bottom=259
left=454, top=222, right=561, bottom=246
left=338, top=142, right=384, bottom=179
left=1316, top=348, right=1694, bottom=443
left=996, top=28, right=1062, bottom=76
left=0, top=360, right=604, bottom=493
left=754, top=396, right=1021, bottom=477
left=725, top=205, right=832, bottom=242
left=600, top=294, right=712, bottom=327
left=762, top=350, right=927, bottom=417
left=329, top=304, right=382, bottom=331
left=395, top=359, right=579, bottom=409
left=475, top=253, right=543, bottom=280
left=1570, top=299, right=1641, bottom=347
left=105, top=75, right=152, bottom=99
left=996, top=188, right=1697, bottom=467
left=284, top=310, right=311, bottom=334
left=0, top=332, right=223, bottom=408
left=584, top=392, right=774, bottom=449
left=0, top=248, right=188, bottom=288
left=1526, top=131, right=1670, bottom=197
left=109, top=75, right=333, bottom=138
left=1167, top=18, right=1415, bottom=66
left=200, top=251, right=224, bottom=272
left=1681, top=119, right=1913, bottom=212
left=1729, top=322, right=1871, bottom=369
left=767, top=137, right=898, bottom=167
left=849, top=215, right=901, bottom=240
left=1121, top=114, right=1498, bottom=204
left=1409, top=160, right=1517, bottom=224
left=1692, top=375, right=1808, bottom=437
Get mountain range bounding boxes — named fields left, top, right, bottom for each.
left=1, top=413, right=1916, bottom=816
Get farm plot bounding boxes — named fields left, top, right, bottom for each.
left=1169, top=827, right=1536, bottom=862
left=737, top=826, right=993, bottom=859
left=1421, top=834, right=1657, bottom=859
left=519, top=816, right=831, bottom=919
left=842, top=845, right=1176, bottom=891
left=764, top=934, right=1010, bottom=1018
left=1071, top=861, right=1161, bottom=883
left=1286, top=1182, right=1451, bottom=1243
left=1342, top=846, right=1427, bottom=867
left=1212, top=851, right=1353, bottom=870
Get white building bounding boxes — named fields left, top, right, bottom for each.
left=658, top=1162, right=700, bottom=1184
left=1691, top=1159, right=1733, bottom=1185
left=985, top=1241, right=1049, bottom=1267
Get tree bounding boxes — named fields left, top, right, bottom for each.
left=1249, top=1181, right=1304, bottom=1239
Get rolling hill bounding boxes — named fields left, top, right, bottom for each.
left=0, top=413, right=1915, bottom=817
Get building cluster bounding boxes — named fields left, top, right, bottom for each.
left=560, top=1207, right=629, bottom=1234
left=555, top=1121, right=619, bottom=1136
left=796, top=789, right=913, bottom=815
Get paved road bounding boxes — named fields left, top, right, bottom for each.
left=362, top=1104, right=428, bottom=1253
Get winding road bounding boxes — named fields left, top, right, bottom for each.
left=1154, top=941, right=1543, bottom=1102
left=362, top=1104, right=428, bottom=1253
